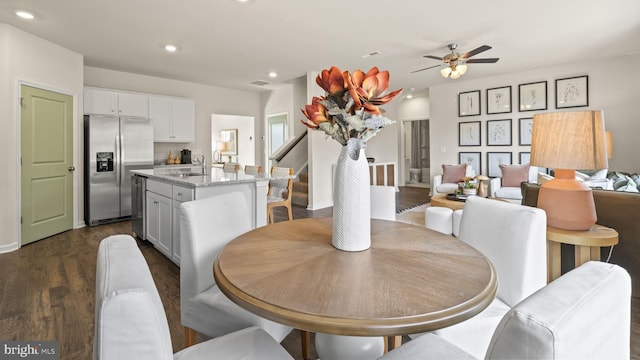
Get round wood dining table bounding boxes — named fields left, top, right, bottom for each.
left=214, top=217, right=497, bottom=340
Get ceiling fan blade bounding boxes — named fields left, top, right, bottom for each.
left=462, top=45, right=492, bottom=59
left=411, top=64, right=441, bottom=73
left=423, top=55, right=443, bottom=61
left=466, top=58, right=499, bottom=63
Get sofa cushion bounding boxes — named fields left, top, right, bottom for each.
left=495, top=186, right=522, bottom=200
left=435, top=183, right=459, bottom=194
left=500, top=164, right=530, bottom=187
left=442, top=164, right=467, bottom=183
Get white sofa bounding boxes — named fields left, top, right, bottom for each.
left=94, top=235, right=293, bottom=360
left=379, top=261, right=631, bottom=360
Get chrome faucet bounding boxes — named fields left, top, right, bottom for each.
left=201, top=155, right=207, bottom=174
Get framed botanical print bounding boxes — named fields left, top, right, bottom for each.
left=487, top=119, right=512, bottom=146
left=458, top=90, right=481, bottom=117
left=518, top=118, right=533, bottom=146
left=556, top=75, right=588, bottom=108
left=487, top=152, right=512, bottom=177
left=459, top=152, right=481, bottom=176
left=459, top=121, right=481, bottom=146
left=518, top=81, right=547, bottom=111
left=519, top=152, right=530, bottom=165
left=486, top=86, right=512, bottom=114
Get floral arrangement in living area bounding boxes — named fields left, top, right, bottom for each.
left=300, top=66, right=403, bottom=145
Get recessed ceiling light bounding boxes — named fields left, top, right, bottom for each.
left=164, top=44, right=178, bottom=52
left=406, top=95, right=413, bottom=99
left=268, top=72, right=277, bottom=78
left=16, top=11, right=34, bottom=20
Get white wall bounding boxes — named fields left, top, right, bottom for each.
left=424, top=53, right=640, bottom=179
left=84, top=66, right=262, bottom=166
left=211, top=114, right=255, bottom=166
left=0, top=24, right=84, bottom=252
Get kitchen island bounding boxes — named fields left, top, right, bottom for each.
left=131, top=167, right=269, bottom=265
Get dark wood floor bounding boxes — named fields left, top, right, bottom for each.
left=1, top=185, right=638, bottom=359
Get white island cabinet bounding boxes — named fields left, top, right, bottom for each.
left=133, top=168, right=268, bottom=266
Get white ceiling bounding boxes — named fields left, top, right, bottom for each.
left=1, top=0, right=639, bottom=95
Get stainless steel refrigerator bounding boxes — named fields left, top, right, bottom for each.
left=84, top=114, right=153, bottom=226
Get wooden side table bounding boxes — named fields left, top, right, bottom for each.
left=430, top=194, right=465, bottom=211
left=546, top=224, right=618, bottom=283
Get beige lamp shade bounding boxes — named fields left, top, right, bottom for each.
left=531, top=111, right=608, bottom=170
left=606, top=130, right=613, bottom=159
left=530, top=110, right=608, bottom=230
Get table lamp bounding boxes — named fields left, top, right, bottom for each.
left=530, top=110, right=608, bottom=230
left=475, top=175, right=489, bottom=197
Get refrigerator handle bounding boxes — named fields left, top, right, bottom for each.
left=120, top=133, right=126, bottom=185
left=115, top=132, right=121, bottom=186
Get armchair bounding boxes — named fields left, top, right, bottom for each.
left=379, top=261, right=631, bottom=360
left=431, top=163, right=476, bottom=196
left=410, top=196, right=547, bottom=358
left=94, top=235, right=293, bottom=360
left=489, top=164, right=540, bottom=203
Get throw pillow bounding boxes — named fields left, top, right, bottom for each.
left=500, top=163, right=530, bottom=187
left=442, top=164, right=467, bottom=183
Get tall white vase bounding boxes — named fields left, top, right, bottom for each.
left=332, top=138, right=371, bottom=252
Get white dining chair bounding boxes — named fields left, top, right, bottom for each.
left=410, top=196, right=548, bottom=358
left=223, top=163, right=240, bottom=172
left=370, top=185, right=396, bottom=221
left=180, top=192, right=292, bottom=347
left=379, top=261, right=631, bottom=359
left=94, top=234, right=293, bottom=360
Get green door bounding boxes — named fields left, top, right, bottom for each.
left=21, top=85, right=74, bottom=245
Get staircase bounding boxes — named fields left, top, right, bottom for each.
left=292, top=172, right=309, bottom=207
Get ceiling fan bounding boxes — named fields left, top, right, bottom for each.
left=412, top=43, right=499, bottom=79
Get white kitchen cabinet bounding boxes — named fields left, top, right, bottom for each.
left=171, top=184, right=194, bottom=265
left=84, top=87, right=149, bottom=118
left=146, top=190, right=172, bottom=257
left=150, top=95, right=195, bottom=143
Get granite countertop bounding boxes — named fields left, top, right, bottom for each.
left=131, top=167, right=269, bottom=188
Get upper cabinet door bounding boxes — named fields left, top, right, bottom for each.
left=170, top=99, right=195, bottom=142
left=84, top=88, right=148, bottom=118
left=84, top=88, right=118, bottom=115
left=149, top=96, right=173, bottom=141
left=149, top=96, right=195, bottom=143
left=117, top=92, right=149, bottom=118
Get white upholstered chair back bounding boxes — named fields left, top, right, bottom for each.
left=378, top=261, right=631, bottom=360
left=370, top=185, right=396, bottom=220
left=180, top=192, right=252, bottom=297
left=94, top=235, right=294, bottom=360
left=486, top=261, right=630, bottom=359
left=268, top=166, right=293, bottom=199
left=459, top=196, right=547, bottom=307
left=94, top=235, right=173, bottom=360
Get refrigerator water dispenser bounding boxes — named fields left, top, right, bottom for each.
left=96, top=152, right=114, bottom=172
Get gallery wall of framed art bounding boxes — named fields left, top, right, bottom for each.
left=453, top=73, right=590, bottom=177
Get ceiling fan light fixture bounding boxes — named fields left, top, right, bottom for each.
left=457, top=63, right=468, bottom=75
left=440, top=66, right=452, bottom=78
left=450, top=70, right=461, bottom=79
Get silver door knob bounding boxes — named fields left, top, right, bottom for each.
left=68, top=166, right=76, bottom=172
